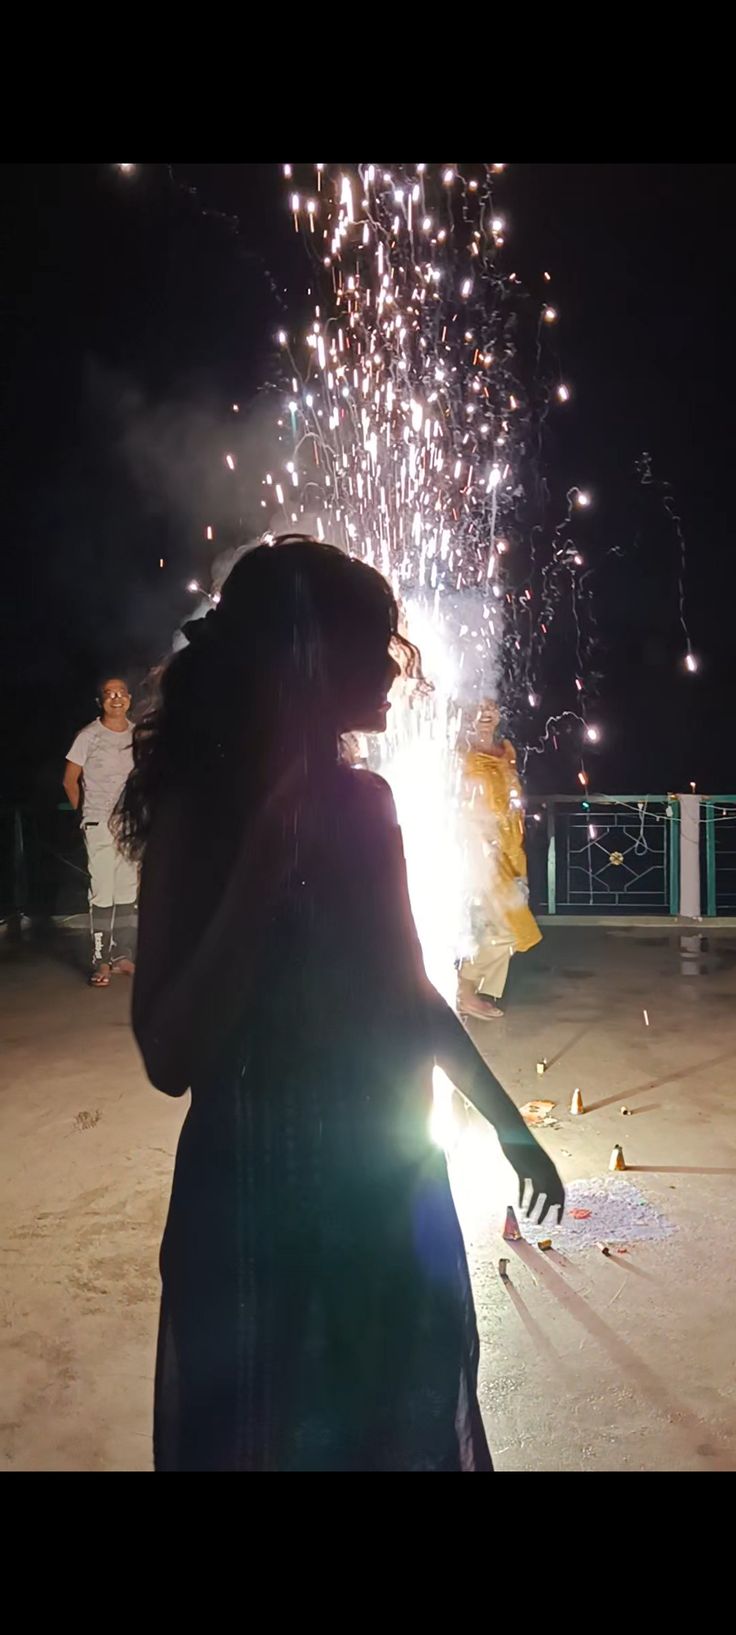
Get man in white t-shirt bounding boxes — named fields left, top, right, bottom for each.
left=63, top=675, right=138, bottom=986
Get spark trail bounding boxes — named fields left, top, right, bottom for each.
left=261, top=164, right=590, bottom=996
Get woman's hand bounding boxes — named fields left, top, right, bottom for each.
left=500, top=1127, right=565, bottom=1223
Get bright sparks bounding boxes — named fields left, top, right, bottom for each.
left=259, top=164, right=591, bottom=1128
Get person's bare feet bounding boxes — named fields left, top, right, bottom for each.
left=112, top=958, right=136, bottom=977
left=90, top=963, right=112, bottom=987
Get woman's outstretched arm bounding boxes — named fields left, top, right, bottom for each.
left=426, top=989, right=564, bottom=1221
left=371, top=774, right=564, bottom=1222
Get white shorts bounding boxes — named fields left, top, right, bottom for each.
left=83, top=820, right=138, bottom=908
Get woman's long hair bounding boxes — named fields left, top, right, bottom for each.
left=116, top=535, right=420, bottom=861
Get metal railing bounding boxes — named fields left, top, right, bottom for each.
left=523, top=795, right=680, bottom=917
left=702, top=797, right=736, bottom=916
left=524, top=793, right=736, bottom=919
left=0, top=804, right=89, bottom=922
left=2, top=794, right=736, bottom=924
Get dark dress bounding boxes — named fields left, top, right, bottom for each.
left=153, top=767, right=492, bottom=1471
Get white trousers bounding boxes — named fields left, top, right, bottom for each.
left=83, top=820, right=138, bottom=907
left=83, top=821, right=138, bottom=966
left=460, top=933, right=513, bottom=1001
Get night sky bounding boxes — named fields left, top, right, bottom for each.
left=2, top=163, right=734, bottom=806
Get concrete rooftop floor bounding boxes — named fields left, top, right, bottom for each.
left=1, top=922, right=735, bottom=1472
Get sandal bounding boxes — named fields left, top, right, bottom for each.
left=457, top=994, right=504, bottom=1021
left=89, top=966, right=111, bottom=987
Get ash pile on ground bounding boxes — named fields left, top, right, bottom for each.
left=520, top=1177, right=677, bottom=1252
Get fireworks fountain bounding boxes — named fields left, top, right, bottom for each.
left=109, top=160, right=704, bottom=1183
left=259, top=164, right=583, bottom=1006
left=183, top=162, right=599, bottom=1157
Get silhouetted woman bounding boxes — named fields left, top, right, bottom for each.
left=117, top=536, right=563, bottom=1472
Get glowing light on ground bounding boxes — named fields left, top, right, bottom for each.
left=431, top=1067, right=519, bottom=1227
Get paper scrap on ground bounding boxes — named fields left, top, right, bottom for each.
left=519, top=1100, right=556, bottom=1126
left=521, top=1177, right=676, bottom=1252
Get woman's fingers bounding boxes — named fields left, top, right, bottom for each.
left=519, top=1177, right=539, bottom=1217
left=518, top=1178, right=564, bottom=1223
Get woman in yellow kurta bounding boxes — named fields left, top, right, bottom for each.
left=457, top=700, right=541, bottom=1020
